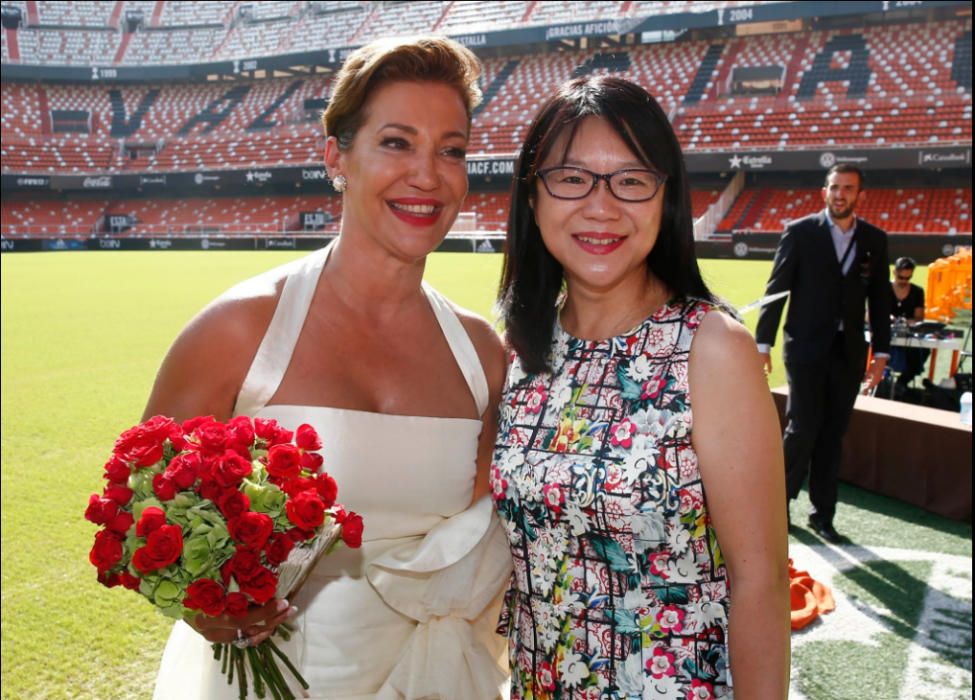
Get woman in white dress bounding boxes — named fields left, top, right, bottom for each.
left=148, top=37, right=512, bottom=699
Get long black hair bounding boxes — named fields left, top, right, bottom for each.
left=498, top=75, right=715, bottom=374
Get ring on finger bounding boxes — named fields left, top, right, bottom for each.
left=232, top=629, right=251, bottom=650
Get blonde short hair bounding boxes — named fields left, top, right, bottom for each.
left=322, top=36, right=482, bottom=150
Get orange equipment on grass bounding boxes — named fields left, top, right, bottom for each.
left=925, top=247, right=972, bottom=322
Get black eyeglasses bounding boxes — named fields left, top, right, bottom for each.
left=896, top=275, right=912, bottom=281
left=536, top=166, right=667, bottom=203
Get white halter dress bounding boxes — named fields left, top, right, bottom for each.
left=153, top=245, right=512, bottom=699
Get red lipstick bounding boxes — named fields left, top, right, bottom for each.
left=387, top=198, right=443, bottom=227
left=572, top=233, right=625, bottom=255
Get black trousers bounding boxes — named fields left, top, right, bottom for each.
left=783, top=335, right=863, bottom=523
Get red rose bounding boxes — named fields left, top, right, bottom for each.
left=295, top=424, right=321, bottom=451
left=85, top=494, right=119, bottom=526
left=267, top=444, right=302, bottom=480
left=339, top=511, right=364, bottom=549
left=315, top=473, right=338, bottom=507
left=89, top=529, right=124, bottom=572
left=193, top=418, right=228, bottom=455
left=103, top=484, right=134, bottom=506
left=255, top=418, right=292, bottom=445
left=136, top=506, right=167, bottom=537
left=286, top=490, right=325, bottom=530
left=183, top=578, right=227, bottom=616
left=254, top=417, right=280, bottom=440
left=238, top=567, right=277, bottom=604
left=132, top=524, right=183, bottom=573
left=225, top=591, right=250, bottom=618
left=182, top=415, right=214, bottom=433
left=152, top=473, right=177, bottom=501
left=114, top=415, right=181, bottom=467
left=119, top=571, right=141, bottom=590
left=286, top=526, right=315, bottom=542
left=301, top=451, right=324, bottom=470
left=224, top=548, right=263, bottom=582
left=217, top=490, right=250, bottom=520
left=196, top=477, right=222, bottom=502
left=103, top=455, right=130, bottom=484
left=280, top=476, right=316, bottom=499
left=226, top=416, right=255, bottom=458
left=97, top=570, right=121, bottom=588
left=212, top=450, right=253, bottom=487
left=264, top=532, right=294, bottom=567
left=166, top=452, right=201, bottom=490
left=105, top=509, right=134, bottom=535
left=228, top=512, right=274, bottom=549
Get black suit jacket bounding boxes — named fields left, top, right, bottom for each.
left=755, top=210, right=891, bottom=369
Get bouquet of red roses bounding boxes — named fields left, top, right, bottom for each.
left=86, top=414, right=363, bottom=700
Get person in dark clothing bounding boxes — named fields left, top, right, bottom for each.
left=890, top=257, right=925, bottom=321
left=889, top=256, right=929, bottom=388
left=755, top=164, right=891, bottom=544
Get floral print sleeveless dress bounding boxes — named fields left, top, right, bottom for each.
left=491, top=299, right=732, bottom=700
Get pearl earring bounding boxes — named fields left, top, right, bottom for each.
left=332, top=175, right=347, bottom=193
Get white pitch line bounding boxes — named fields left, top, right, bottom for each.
left=899, top=557, right=973, bottom=700
left=787, top=543, right=972, bottom=698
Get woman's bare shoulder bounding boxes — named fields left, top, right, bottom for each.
left=445, top=302, right=507, bottom=395
left=187, top=267, right=287, bottom=349
left=142, top=268, right=289, bottom=420
left=691, top=306, right=758, bottom=368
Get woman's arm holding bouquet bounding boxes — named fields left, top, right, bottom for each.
left=139, top=287, right=298, bottom=646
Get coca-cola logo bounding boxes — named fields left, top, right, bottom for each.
left=83, top=176, right=112, bottom=188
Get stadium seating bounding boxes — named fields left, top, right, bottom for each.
left=676, top=20, right=972, bottom=150
left=17, top=27, right=122, bottom=65
left=440, top=1, right=530, bottom=35
left=2, top=18, right=969, bottom=162
left=1, top=6, right=970, bottom=240
left=218, top=19, right=296, bottom=61
left=692, top=189, right=722, bottom=218
left=718, top=186, right=973, bottom=234
left=35, top=0, right=115, bottom=27
left=121, top=27, right=225, bottom=65
left=1, top=197, right=110, bottom=236
left=158, top=1, right=232, bottom=27
left=463, top=192, right=510, bottom=229
left=112, top=194, right=341, bottom=236
left=354, top=2, right=449, bottom=45
left=2, top=183, right=969, bottom=238
left=528, top=1, right=627, bottom=25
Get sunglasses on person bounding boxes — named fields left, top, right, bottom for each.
left=896, top=274, right=912, bottom=282
left=536, top=166, right=667, bottom=202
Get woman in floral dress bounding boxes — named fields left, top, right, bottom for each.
left=492, top=76, right=790, bottom=699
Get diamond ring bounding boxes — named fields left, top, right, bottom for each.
left=232, top=629, right=250, bottom=650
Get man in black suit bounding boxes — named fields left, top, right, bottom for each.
left=755, top=165, right=891, bottom=543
